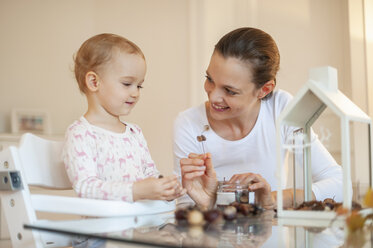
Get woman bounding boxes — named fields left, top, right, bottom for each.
left=173, top=27, right=343, bottom=210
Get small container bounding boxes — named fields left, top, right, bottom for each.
left=216, top=181, right=251, bottom=208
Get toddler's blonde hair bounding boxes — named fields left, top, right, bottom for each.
left=74, top=33, right=145, bottom=93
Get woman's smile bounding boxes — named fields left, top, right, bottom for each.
left=211, top=103, right=229, bottom=112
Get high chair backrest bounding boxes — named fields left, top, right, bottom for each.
left=0, top=133, right=175, bottom=248
left=18, top=133, right=70, bottom=189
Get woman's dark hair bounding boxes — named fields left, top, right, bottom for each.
left=214, top=27, right=280, bottom=96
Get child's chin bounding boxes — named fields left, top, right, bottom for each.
left=120, top=108, right=133, bottom=114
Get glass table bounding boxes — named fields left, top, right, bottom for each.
left=24, top=209, right=373, bottom=248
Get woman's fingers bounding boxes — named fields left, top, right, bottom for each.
left=229, top=173, right=255, bottom=184
left=180, top=157, right=205, bottom=166
left=188, top=153, right=205, bottom=159
left=181, top=165, right=206, bottom=173
left=184, top=170, right=205, bottom=179
left=249, top=181, right=268, bottom=191
left=228, top=173, right=270, bottom=192
left=204, top=153, right=215, bottom=176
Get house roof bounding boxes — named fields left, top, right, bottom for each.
left=278, top=66, right=371, bottom=127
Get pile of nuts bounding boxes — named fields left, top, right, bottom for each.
left=175, top=202, right=264, bottom=226
left=294, top=198, right=362, bottom=211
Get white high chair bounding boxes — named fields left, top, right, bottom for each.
left=0, top=133, right=175, bottom=248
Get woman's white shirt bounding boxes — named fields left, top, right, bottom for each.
left=173, top=89, right=343, bottom=205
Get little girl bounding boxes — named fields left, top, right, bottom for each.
left=63, top=33, right=185, bottom=202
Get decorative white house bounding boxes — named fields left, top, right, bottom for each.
left=276, top=66, right=373, bottom=219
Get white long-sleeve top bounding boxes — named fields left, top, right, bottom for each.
left=173, top=90, right=343, bottom=205
left=62, top=117, right=159, bottom=202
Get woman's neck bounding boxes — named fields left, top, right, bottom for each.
left=205, top=101, right=261, bottom=141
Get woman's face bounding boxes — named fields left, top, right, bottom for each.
left=204, top=52, right=262, bottom=121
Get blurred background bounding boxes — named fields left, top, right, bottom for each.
left=0, top=0, right=372, bottom=187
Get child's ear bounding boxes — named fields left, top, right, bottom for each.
left=258, top=80, right=275, bottom=99
left=85, top=71, right=100, bottom=92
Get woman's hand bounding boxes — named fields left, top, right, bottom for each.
left=180, top=153, right=218, bottom=210
left=229, top=173, right=275, bottom=210
left=133, top=175, right=186, bottom=201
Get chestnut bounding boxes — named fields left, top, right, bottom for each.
left=352, top=201, right=362, bottom=211
left=204, top=209, right=221, bottom=223
left=223, top=206, right=237, bottom=221
left=187, top=209, right=204, bottom=226
left=175, top=208, right=188, bottom=221
left=239, top=193, right=249, bottom=203
left=229, top=201, right=240, bottom=210
left=238, top=204, right=251, bottom=216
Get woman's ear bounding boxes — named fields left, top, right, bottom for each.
left=85, top=71, right=100, bottom=92
left=258, top=80, right=275, bottom=99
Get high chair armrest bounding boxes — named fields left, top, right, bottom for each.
left=30, top=194, right=175, bottom=217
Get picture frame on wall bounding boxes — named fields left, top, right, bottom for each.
left=11, top=109, right=51, bottom=134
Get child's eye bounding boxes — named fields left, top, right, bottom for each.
left=225, top=88, right=238, bottom=96
left=137, top=85, right=143, bottom=89
left=205, top=75, right=213, bottom=82
left=122, top=82, right=132, bottom=87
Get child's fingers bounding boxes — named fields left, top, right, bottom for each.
left=163, top=187, right=187, bottom=201
left=157, top=175, right=177, bottom=183
left=161, top=178, right=179, bottom=189
left=161, top=188, right=178, bottom=198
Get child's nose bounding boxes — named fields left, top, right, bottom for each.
left=130, top=87, right=140, bottom=98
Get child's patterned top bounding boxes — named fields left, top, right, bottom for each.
left=62, top=117, right=159, bottom=202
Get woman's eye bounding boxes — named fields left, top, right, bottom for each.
left=225, top=88, right=238, bottom=95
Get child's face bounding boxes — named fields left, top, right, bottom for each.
left=96, top=51, right=146, bottom=117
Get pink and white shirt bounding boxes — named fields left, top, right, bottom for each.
left=62, top=117, right=159, bottom=202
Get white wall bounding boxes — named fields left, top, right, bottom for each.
left=189, top=0, right=350, bottom=165
left=0, top=0, right=369, bottom=177
left=0, top=0, right=190, bottom=174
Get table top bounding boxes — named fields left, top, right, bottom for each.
left=24, top=209, right=373, bottom=248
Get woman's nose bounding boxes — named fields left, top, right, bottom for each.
left=206, top=84, right=221, bottom=101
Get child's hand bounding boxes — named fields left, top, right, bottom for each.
left=133, top=175, right=186, bottom=201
